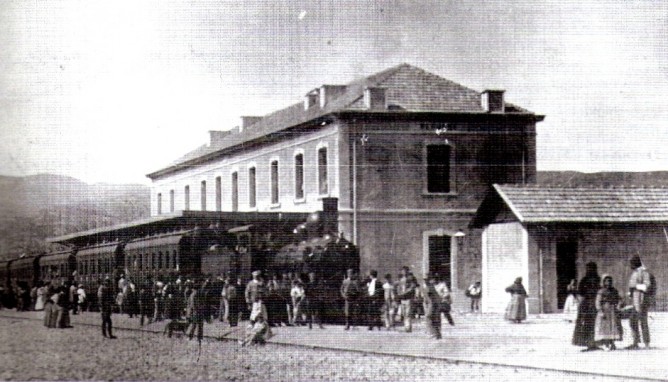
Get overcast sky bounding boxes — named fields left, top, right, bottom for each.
left=1, top=0, right=667, bottom=184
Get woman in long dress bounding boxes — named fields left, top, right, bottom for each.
left=572, top=262, right=601, bottom=351
left=34, top=283, right=45, bottom=311
left=594, top=275, right=622, bottom=351
left=563, top=279, right=579, bottom=322
left=504, top=277, right=528, bottom=323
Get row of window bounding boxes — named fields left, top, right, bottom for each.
left=74, top=258, right=114, bottom=276
left=157, top=147, right=329, bottom=213
left=125, top=252, right=179, bottom=271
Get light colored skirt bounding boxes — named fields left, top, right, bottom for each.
left=504, top=294, right=527, bottom=322
left=563, top=294, right=579, bottom=320
left=594, top=307, right=622, bottom=341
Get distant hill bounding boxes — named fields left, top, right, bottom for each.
left=0, top=174, right=149, bottom=260
left=537, top=171, right=668, bottom=187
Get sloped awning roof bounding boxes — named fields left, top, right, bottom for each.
left=471, top=184, right=668, bottom=227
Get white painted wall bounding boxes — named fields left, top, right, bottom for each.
left=481, top=222, right=529, bottom=313
left=150, top=124, right=341, bottom=215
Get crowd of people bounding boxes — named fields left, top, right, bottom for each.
left=1, top=254, right=656, bottom=350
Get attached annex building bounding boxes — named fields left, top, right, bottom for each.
left=147, top=64, right=544, bottom=308
left=472, top=185, right=668, bottom=313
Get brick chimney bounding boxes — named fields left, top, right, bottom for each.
left=481, top=90, right=505, bottom=113
left=240, top=116, right=262, bottom=130
left=319, top=85, right=346, bottom=108
left=209, top=130, right=231, bottom=145
left=304, top=89, right=319, bottom=110
left=364, top=87, right=387, bottom=110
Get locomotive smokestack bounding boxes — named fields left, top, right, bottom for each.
left=321, top=197, right=338, bottom=235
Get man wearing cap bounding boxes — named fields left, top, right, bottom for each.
left=627, top=255, right=652, bottom=349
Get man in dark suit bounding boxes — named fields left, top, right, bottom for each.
left=365, top=270, right=384, bottom=330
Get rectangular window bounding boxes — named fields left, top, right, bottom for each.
left=318, top=147, right=328, bottom=195
left=169, top=190, right=175, bottom=212
left=184, top=185, right=190, bottom=210
left=215, top=176, right=222, bottom=212
left=201, top=180, right=207, bottom=210
left=271, top=160, right=279, bottom=204
left=426, top=144, right=451, bottom=193
left=157, top=193, right=162, bottom=214
left=231, top=172, right=238, bottom=212
left=248, top=167, right=256, bottom=208
left=295, top=153, right=304, bottom=199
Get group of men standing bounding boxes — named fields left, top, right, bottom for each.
left=340, top=266, right=454, bottom=337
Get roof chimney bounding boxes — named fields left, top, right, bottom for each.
left=209, top=130, right=231, bottom=145
left=364, top=87, right=387, bottom=110
left=304, top=89, right=319, bottom=110
left=240, top=116, right=262, bottom=129
left=481, top=90, right=505, bottom=113
left=319, top=85, right=346, bottom=108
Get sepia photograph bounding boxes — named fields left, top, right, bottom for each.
left=0, top=1, right=667, bottom=380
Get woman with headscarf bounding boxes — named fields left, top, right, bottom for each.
left=572, top=262, right=601, bottom=351
left=562, top=279, right=579, bottom=322
left=504, top=277, right=528, bottom=323
left=594, top=274, right=622, bottom=351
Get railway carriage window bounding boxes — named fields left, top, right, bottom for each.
left=201, top=180, right=207, bottom=211
left=231, top=171, right=239, bottom=212
left=185, top=185, right=190, bottom=211
left=157, top=193, right=162, bottom=215
left=215, top=176, right=222, bottom=212
left=170, top=189, right=175, bottom=213
left=271, top=160, right=279, bottom=204
left=152, top=253, right=156, bottom=269
left=158, top=252, right=163, bottom=269
left=295, top=153, right=304, bottom=200
left=318, top=147, right=328, bottom=195
left=165, top=252, right=170, bottom=269
left=248, top=167, right=256, bottom=208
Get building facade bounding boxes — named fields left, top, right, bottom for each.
left=147, top=64, right=543, bottom=309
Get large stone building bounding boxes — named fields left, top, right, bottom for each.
left=146, top=64, right=544, bottom=307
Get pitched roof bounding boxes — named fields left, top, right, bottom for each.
left=487, top=185, right=668, bottom=224
left=149, top=63, right=537, bottom=178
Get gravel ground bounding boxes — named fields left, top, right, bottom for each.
left=0, top=318, right=651, bottom=381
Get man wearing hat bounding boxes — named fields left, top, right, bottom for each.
left=626, top=255, right=652, bottom=349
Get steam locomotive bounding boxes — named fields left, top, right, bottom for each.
left=1, top=204, right=359, bottom=314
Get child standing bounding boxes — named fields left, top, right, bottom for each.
left=290, top=280, right=305, bottom=325
left=594, top=275, right=622, bottom=351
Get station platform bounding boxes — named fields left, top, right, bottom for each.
left=1, top=309, right=666, bottom=381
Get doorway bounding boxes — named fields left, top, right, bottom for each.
left=556, top=240, right=578, bottom=309
left=428, top=235, right=452, bottom=289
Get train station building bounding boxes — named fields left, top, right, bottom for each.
left=146, top=63, right=544, bottom=309
left=472, top=185, right=668, bottom=313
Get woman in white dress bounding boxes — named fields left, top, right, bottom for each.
left=34, top=283, right=46, bottom=311
left=563, top=279, right=579, bottom=322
